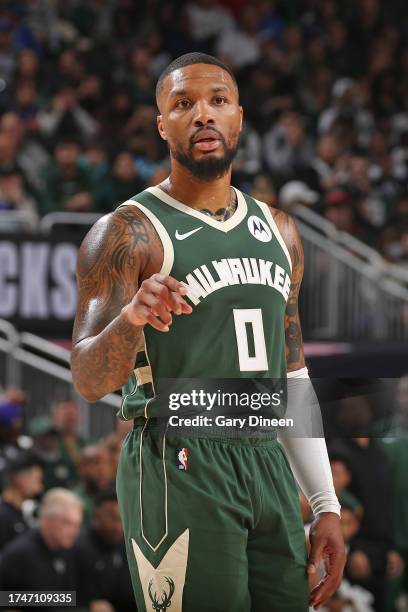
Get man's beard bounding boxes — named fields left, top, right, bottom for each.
left=171, top=135, right=239, bottom=182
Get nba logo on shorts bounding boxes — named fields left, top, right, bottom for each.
left=177, top=448, right=188, bottom=471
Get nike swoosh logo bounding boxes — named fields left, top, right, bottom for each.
left=175, top=227, right=203, bottom=240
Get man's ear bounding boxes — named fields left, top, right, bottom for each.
left=239, top=106, right=244, bottom=132
left=157, top=115, right=167, bottom=141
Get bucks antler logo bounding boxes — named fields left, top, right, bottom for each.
left=132, top=529, right=189, bottom=612
left=148, top=576, right=175, bottom=610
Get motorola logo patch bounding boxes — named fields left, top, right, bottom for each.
left=247, top=216, right=272, bottom=242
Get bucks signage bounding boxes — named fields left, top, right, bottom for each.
left=0, top=232, right=81, bottom=335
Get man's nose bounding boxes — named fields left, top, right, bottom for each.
left=193, top=99, right=215, bottom=126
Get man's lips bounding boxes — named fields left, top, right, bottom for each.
left=192, top=129, right=222, bottom=143
left=192, top=130, right=222, bottom=151
left=193, top=140, right=221, bottom=151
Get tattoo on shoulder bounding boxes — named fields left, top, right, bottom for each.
left=74, top=206, right=153, bottom=341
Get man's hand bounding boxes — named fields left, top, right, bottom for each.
left=122, top=273, right=193, bottom=332
left=308, top=512, right=346, bottom=610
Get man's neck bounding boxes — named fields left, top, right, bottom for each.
left=160, top=162, right=233, bottom=214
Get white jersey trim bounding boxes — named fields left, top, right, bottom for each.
left=254, top=199, right=292, bottom=273
left=119, top=199, right=174, bottom=276
left=146, top=185, right=248, bottom=233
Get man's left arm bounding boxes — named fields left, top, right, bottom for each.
left=272, top=209, right=346, bottom=610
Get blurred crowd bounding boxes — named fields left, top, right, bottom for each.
left=0, top=0, right=406, bottom=263
left=0, top=387, right=135, bottom=612
left=0, top=378, right=407, bottom=611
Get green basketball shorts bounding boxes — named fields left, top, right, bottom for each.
left=116, top=422, right=309, bottom=612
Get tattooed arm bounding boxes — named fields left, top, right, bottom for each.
left=271, top=209, right=305, bottom=372
left=71, top=205, right=191, bottom=402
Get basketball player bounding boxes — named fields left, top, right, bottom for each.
left=71, top=53, right=345, bottom=611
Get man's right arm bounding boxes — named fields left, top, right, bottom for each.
left=71, top=206, right=191, bottom=402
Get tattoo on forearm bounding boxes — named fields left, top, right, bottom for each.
left=271, top=208, right=305, bottom=371
left=71, top=206, right=155, bottom=400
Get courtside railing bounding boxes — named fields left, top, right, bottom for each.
left=0, top=328, right=121, bottom=440
left=293, top=206, right=408, bottom=340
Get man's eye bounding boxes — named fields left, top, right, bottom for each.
left=176, top=99, right=191, bottom=109
left=214, top=96, right=226, bottom=105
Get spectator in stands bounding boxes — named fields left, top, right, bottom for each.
left=68, top=0, right=114, bottom=41
left=0, top=488, right=82, bottom=601
left=302, top=133, right=343, bottom=193
left=232, top=120, right=262, bottom=187
left=10, top=79, right=40, bottom=125
left=14, top=48, right=42, bottom=86
left=378, top=192, right=408, bottom=262
left=216, top=5, right=261, bottom=70
left=29, top=416, right=75, bottom=491
left=0, top=389, right=27, bottom=489
left=329, top=450, right=363, bottom=521
left=323, top=189, right=364, bottom=238
left=0, top=166, right=38, bottom=225
left=21, top=2, right=60, bottom=53
left=79, top=141, right=109, bottom=193
left=104, top=86, right=135, bottom=145
left=325, top=18, right=351, bottom=77
left=0, top=453, right=43, bottom=551
left=376, top=378, right=408, bottom=609
left=318, top=78, right=374, bottom=150
left=279, top=181, right=319, bottom=211
left=143, top=31, right=172, bottom=81
left=74, top=445, right=113, bottom=526
left=75, top=487, right=134, bottom=612
left=240, top=65, right=294, bottom=133
left=38, top=86, right=99, bottom=145
left=250, top=173, right=276, bottom=207
left=127, top=46, right=156, bottom=107
left=51, top=400, right=87, bottom=487
left=95, top=150, right=146, bottom=213
left=0, top=129, right=20, bottom=175
left=263, top=110, right=314, bottom=184
left=282, top=25, right=303, bottom=78
left=299, top=66, right=333, bottom=124
left=76, top=73, right=106, bottom=125
left=40, top=139, right=95, bottom=214
left=187, top=0, right=235, bottom=48
left=0, top=17, right=18, bottom=89
left=381, top=432, right=408, bottom=612
left=335, top=433, right=403, bottom=609
left=0, top=111, right=49, bottom=194
left=50, top=49, right=87, bottom=96
left=387, top=376, right=408, bottom=436
left=101, top=432, right=123, bottom=482
left=115, top=418, right=134, bottom=442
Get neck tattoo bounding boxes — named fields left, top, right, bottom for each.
left=199, top=188, right=238, bottom=222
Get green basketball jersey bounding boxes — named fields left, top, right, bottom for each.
left=119, top=186, right=292, bottom=420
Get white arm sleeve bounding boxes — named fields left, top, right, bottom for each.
left=277, top=367, right=341, bottom=517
